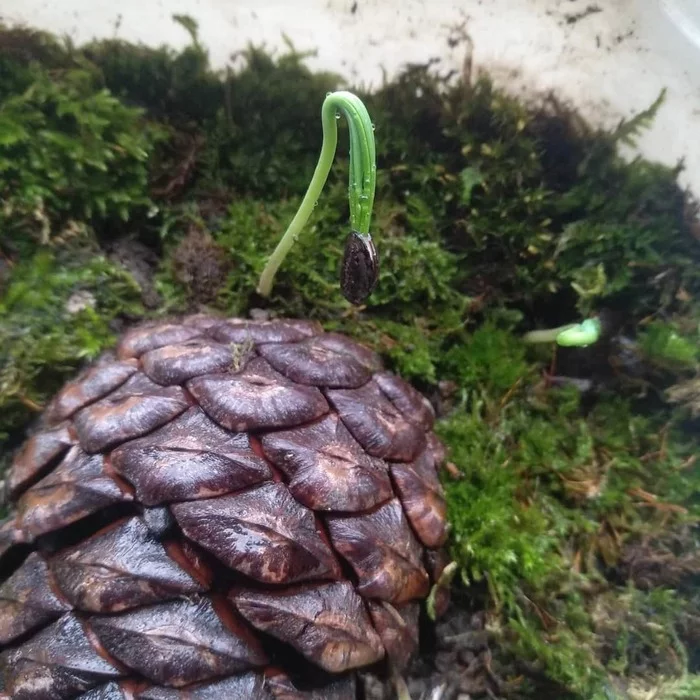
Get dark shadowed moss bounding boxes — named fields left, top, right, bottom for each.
left=1, top=17, right=699, bottom=699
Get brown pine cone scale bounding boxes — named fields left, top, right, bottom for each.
left=0, top=316, right=448, bottom=699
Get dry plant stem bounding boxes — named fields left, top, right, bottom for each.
left=393, top=668, right=413, bottom=700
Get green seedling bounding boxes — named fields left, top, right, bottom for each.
left=257, top=91, right=378, bottom=304
left=523, top=317, right=602, bottom=348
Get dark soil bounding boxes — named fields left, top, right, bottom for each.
left=360, top=601, right=506, bottom=700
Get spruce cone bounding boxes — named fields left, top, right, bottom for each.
left=0, top=316, right=449, bottom=699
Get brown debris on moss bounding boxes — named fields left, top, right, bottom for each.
left=171, top=226, right=231, bottom=304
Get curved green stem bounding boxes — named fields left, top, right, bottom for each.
left=257, top=90, right=376, bottom=297
left=523, top=318, right=602, bottom=348
left=523, top=325, right=578, bottom=344
left=556, top=318, right=602, bottom=347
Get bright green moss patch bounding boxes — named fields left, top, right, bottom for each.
left=438, top=362, right=700, bottom=696
left=638, top=320, right=700, bottom=372
left=442, top=322, right=530, bottom=395
left=1, top=17, right=700, bottom=699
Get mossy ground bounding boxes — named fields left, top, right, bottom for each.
left=1, top=17, right=699, bottom=699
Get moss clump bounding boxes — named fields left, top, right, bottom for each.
left=438, top=339, right=700, bottom=696
left=1, top=17, right=700, bottom=699
left=0, top=58, right=163, bottom=257
left=0, top=240, right=143, bottom=461
left=638, top=320, right=700, bottom=371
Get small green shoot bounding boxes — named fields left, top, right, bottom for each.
left=257, top=91, right=377, bottom=298
left=523, top=317, right=602, bottom=347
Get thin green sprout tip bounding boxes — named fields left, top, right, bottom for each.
left=523, top=318, right=602, bottom=348
left=257, top=91, right=377, bottom=297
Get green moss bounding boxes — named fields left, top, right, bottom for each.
left=86, top=30, right=341, bottom=199
left=0, top=25, right=74, bottom=99
left=0, top=242, right=143, bottom=451
left=598, top=588, right=687, bottom=679
left=437, top=385, right=603, bottom=694
left=0, top=64, right=163, bottom=257
left=638, top=321, right=700, bottom=371
left=443, top=321, right=531, bottom=395
left=82, top=19, right=220, bottom=124
left=437, top=352, right=700, bottom=696
left=663, top=676, right=700, bottom=699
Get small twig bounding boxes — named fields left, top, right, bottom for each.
left=427, top=684, right=448, bottom=700
left=638, top=502, right=688, bottom=514
left=426, top=561, right=458, bottom=620
left=442, top=630, right=484, bottom=644
left=499, top=376, right=523, bottom=409
left=18, top=394, right=44, bottom=412
left=627, top=487, right=688, bottom=514
left=680, top=455, right=697, bottom=470
left=572, top=549, right=582, bottom=573
left=549, top=343, right=558, bottom=378
left=392, top=668, right=412, bottom=700
left=521, top=593, right=558, bottom=630
left=444, top=462, right=464, bottom=479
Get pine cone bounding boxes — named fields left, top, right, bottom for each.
left=0, top=315, right=449, bottom=699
